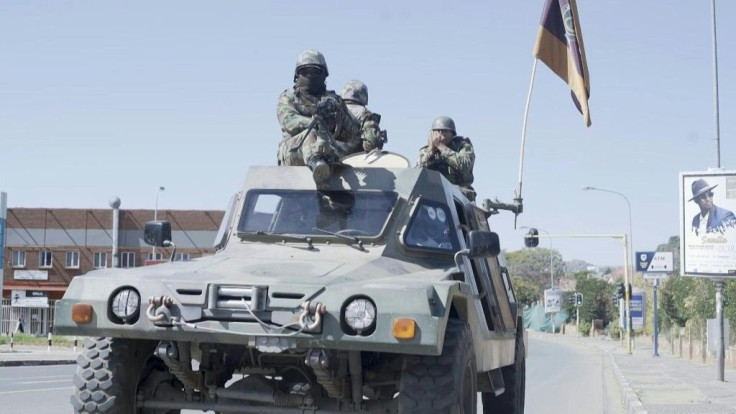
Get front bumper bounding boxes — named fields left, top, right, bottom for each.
left=54, top=277, right=458, bottom=356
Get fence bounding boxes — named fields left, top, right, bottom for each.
left=662, top=324, right=736, bottom=369
left=1, top=299, right=57, bottom=337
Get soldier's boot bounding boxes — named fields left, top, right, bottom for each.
left=307, top=155, right=331, bottom=186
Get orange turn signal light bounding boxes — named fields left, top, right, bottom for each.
left=392, top=318, right=416, bottom=339
left=71, top=303, right=94, bottom=324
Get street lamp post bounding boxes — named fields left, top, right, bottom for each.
left=152, top=186, right=165, bottom=259
left=582, top=185, right=634, bottom=354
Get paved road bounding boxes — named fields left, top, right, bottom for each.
left=525, top=335, right=625, bottom=414
left=0, top=364, right=75, bottom=414
left=0, top=336, right=625, bottom=413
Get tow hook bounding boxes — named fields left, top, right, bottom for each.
left=300, top=301, right=326, bottom=331
left=147, top=295, right=174, bottom=325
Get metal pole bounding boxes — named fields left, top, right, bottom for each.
left=623, top=234, right=632, bottom=354
left=152, top=187, right=164, bottom=259
left=715, top=279, right=724, bottom=381
left=653, top=278, right=660, bottom=357
left=516, top=59, right=539, bottom=202
left=0, top=192, right=6, bottom=336
left=711, top=0, right=721, bottom=168
left=109, top=197, right=121, bottom=268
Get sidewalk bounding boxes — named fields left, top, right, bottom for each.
left=0, top=343, right=78, bottom=367
left=532, top=331, right=736, bottom=414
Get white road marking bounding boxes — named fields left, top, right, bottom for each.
left=0, top=386, right=73, bottom=395
left=18, top=379, right=71, bottom=384
left=0, top=375, right=69, bottom=381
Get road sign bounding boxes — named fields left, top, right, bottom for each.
left=544, top=289, right=562, bottom=313
left=636, top=251, right=673, bottom=273
left=630, top=290, right=646, bottom=330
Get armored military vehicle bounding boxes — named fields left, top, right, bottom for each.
left=55, top=151, right=526, bottom=413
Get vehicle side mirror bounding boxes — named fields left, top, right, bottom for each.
left=467, top=230, right=500, bottom=258
left=468, top=230, right=501, bottom=259
left=144, top=221, right=172, bottom=247
left=453, top=230, right=500, bottom=270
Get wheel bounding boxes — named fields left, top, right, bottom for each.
left=482, top=329, right=526, bottom=414
left=71, top=337, right=181, bottom=413
left=399, top=319, right=477, bottom=413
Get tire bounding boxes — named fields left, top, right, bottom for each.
left=399, top=319, right=477, bottom=414
left=71, top=337, right=179, bottom=414
left=481, top=329, right=526, bottom=414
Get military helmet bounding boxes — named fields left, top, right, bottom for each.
left=431, top=116, right=456, bottom=133
left=341, top=80, right=368, bottom=106
left=294, top=49, right=329, bottom=81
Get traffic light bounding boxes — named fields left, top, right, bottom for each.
left=524, top=228, right=539, bottom=247
left=575, top=292, right=583, bottom=307
left=567, top=293, right=575, bottom=305
left=615, top=282, right=625, bottom=300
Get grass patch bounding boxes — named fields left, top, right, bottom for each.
left=0, top=333, right=78, bottom=347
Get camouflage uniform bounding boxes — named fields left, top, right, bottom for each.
left=276, top=50, right=360, bottom=171
left=418, top=136, right=475, bottom=187
left=277, top=87, right=360, bottom=166
left=340, top=80, right=385, bottom=155
left=418, top=116, right=476, bottom=201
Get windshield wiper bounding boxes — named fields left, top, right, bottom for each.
left=238, top=231, right=314, bottom=250
left=313, top=228, right=365, bottom=251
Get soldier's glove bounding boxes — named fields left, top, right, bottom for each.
left=315, top=98, right=338, bottom=117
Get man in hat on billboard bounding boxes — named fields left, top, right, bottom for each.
left=690, top=178, right=736, bottom=236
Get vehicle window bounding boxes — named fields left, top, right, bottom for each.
left=238, top=190, right=398, bottom=237
left=404, top=201, right=459, bottom=252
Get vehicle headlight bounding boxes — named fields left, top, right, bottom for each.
left=110, top=288, right=140, bottom=323
left=343, top=298, right=376, bottom=334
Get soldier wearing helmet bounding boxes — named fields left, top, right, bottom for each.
left=340, top=80, right=386, bottom=155
left=418, top=116, right=476, bottom=201
left=277, top=49, right=360, bottom=186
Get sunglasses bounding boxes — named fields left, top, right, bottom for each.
left=696, top=192, right=714, bottom=201
left=298, top=67, right=324, bottom=76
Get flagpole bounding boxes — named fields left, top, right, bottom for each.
left=516, top=58, right=539, bottom=216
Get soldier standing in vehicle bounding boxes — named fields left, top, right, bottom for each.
left=340, top=80, right=386, bottom=155
left=418, top=116, right=476, bottom=201
left=277, top=49, right=360, bottom=186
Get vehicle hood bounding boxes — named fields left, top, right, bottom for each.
left=78, top=245, right=454, bottom=288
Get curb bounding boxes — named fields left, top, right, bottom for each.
left=608, top=351, right=647, bottom=414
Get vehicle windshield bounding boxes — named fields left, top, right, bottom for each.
left=238, top=190, right=398, bottom=238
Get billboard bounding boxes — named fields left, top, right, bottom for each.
left=680, top=171, right=736, bottom=277
left=11, top=290, right=49, bottom=308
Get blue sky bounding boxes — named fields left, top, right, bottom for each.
left=1, top=1, right=734, bottom=266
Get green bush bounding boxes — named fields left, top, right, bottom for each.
left=578, top=319, right=591, bottom=337
left=609, top=322, right=621, bottom=339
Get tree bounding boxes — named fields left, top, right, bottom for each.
left=505, top=248, right=564, bottom=305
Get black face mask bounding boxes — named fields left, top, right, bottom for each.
left=296, top=72, right=327, bottom=96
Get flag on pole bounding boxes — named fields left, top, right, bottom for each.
left=533, top=0, right=591, bottom=127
